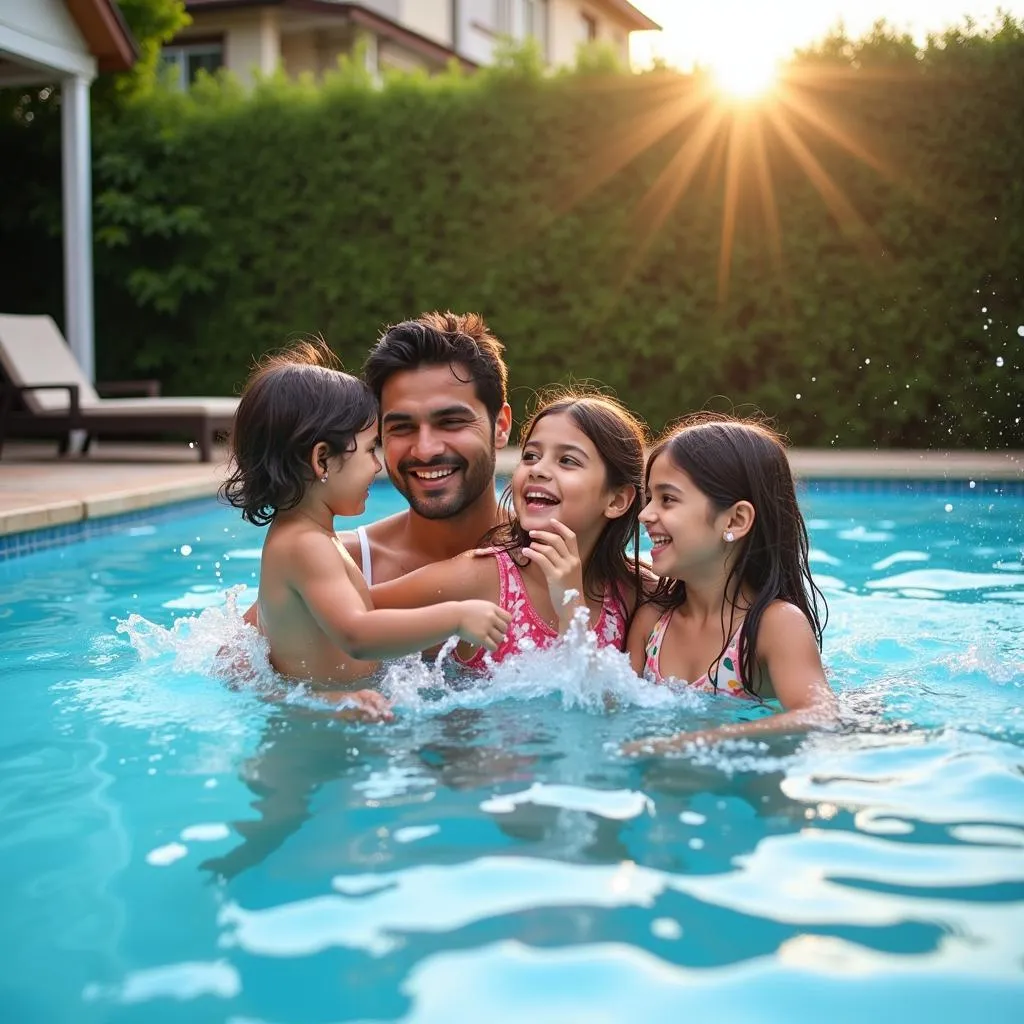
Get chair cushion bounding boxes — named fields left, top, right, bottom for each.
left=0, top=314, right=99, bottom=412
left=81, top=396, right=239, bottom=418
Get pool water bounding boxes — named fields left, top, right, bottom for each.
left=0, top=481, right=1022, bottom=1023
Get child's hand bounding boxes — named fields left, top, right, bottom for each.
left=457, top=601, right=513, bottom=651
left=323, top=688, right=395, bottom=723
left=520, top=520, right=586, bottom=630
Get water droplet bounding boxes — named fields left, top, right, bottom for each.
left=996, top=357, right=1004, bottom=367
left=1017, top=325, right=1024, bottom=337
left=180, top=544, right=193, bottom=556
left=864, top=358, right=871, bottom=365
left=982, top=306, right=988, bottom=312
left=969, top=480, right=976, bottom=489
left=795, top=393, right=802, bottom=399
left=944, top=503, right=953, bottom=512
left=651, top=918, right=683, bottom=940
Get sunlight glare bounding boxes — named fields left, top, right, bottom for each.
left=710, top=51, right=779, bottom=100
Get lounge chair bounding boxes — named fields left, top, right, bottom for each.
left=0, top=314, right=237, bottom=462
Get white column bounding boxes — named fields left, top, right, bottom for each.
left=259, top=7, right=280, bottom=75
left=61, top=72, right=95, bottom=383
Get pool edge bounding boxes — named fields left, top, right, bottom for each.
left=1, top=447, right=1021, bottom=556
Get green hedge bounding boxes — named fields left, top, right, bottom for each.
left=1, top=18, right=1021, bottom=447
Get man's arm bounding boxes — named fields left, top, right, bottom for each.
left=371, top=552, right=496, bottom=609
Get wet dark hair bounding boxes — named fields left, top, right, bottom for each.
left=645, top=411, right=826, bottom=696
left=220, top=338, right=377, bottom=526
left=482, top=389, right=648, bottom=646
left=362, top=311, right=508, bottom=424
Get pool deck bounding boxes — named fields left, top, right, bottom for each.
left=0, top=440, right=1021, bottom=538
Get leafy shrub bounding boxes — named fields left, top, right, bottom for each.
left=0, top=13, right=1020, bottom=447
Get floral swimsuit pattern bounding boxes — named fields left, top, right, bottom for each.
left=454, top=549, right=628, bottom=671
left=642, top=608, right=753, bottom=698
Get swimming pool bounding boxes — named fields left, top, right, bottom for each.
left=1, top=480, right=1022, bottom=1023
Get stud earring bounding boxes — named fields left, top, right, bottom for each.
left=320, top=472, right=328, bottom=483
left=724, top=530, right=735, bottom=542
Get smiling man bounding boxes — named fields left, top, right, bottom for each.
left=345, top=311, right=512, bottom=584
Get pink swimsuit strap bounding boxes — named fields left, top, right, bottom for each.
left=643, top=608, right=753, bottom=698
left=454, top=549, right=627, bottom=671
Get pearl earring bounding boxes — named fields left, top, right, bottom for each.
left=724, top=530, right=735, bottom=542
left=320, top=472, right=328, bottom=483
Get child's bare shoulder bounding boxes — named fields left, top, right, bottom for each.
left=628, top=600, right=664, bottom=639
left=757, top=601, right=817, bottom=645
left=265, top=520, right=345, bottom=565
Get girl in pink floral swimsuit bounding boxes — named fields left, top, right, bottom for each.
left=372, top=390, right=647, bottom=667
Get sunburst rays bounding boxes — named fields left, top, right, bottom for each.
left=559, top=62, right=902, bottom=307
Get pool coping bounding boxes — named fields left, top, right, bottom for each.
left=0, top=446, right=1021, bottom=543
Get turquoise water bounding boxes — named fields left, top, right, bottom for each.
left=0, top=481, right=1022, bottom=1023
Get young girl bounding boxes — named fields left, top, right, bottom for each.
left=220, top=340, right=511, bottom=717
left=370, top=391, right=647, bottom=665
left=624, top=413, right=837, bottom=753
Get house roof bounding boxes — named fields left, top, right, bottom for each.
left=595, top=1, right=661, bottom=32
left=66, top=0, right=139, bottom=73
left=184, top=1, right=478, bottom=69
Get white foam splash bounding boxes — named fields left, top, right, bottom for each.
left=145, top=842, right=188, bottom=866
left=180, top=823, right=231, bottom=842
left=377, top=607, right=703, bottom=716
left=480, top=783, right=654, bottom=820
left=393, top=825, right=440, bottom=844
left=84, top=960, right=240, bottom=1004
left=866, top=569, right=1024, bottom=592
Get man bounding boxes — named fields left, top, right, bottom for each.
left=346, top=310, right=512, bottom=584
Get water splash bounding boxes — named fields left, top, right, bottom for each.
left=113, top=597, right=697, bottom=721
left=376, top=608, right=701, bottom=716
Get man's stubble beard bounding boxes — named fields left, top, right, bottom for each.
left=390, top=445, right=497, bottom=521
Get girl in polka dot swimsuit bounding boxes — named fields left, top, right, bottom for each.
left=624, top=414, right=838, bottom=753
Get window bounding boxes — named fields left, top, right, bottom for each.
left=494, top=0, right=512, bottom=34
left=493, top=1, right=548, bottom=39
left=580, top=12, right=598, bottom=42
left=523, top=0, right=548, bottom=56
left=161, top=41, right=224, bottom=90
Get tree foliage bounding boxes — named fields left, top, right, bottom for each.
left=0, top=11, right=1020, bottom=447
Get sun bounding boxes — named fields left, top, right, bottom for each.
left=708, top=51, right=779, bottom=101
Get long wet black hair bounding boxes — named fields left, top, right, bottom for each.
left=644, top=411, right=826, bottom=696
left=481, top=389, right=648, bottom=645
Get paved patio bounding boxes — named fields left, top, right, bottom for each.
left=0, top=440, right=1020, bottom=537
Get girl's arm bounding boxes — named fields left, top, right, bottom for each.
left=292, top=535, right=509, bottom=659
left=623, top=601, right=837, bottom=754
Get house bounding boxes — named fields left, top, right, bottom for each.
left=0, top=0, right=138, bottom=382
left=163, top=1, right=661, bottom=88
